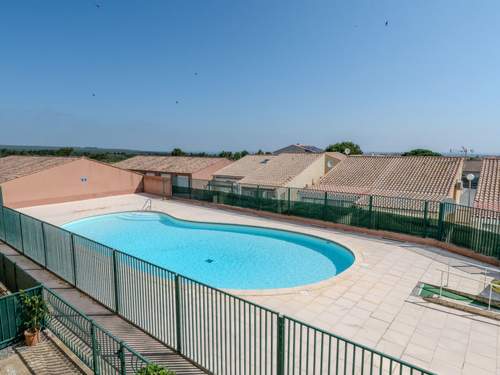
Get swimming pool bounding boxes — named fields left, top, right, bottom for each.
left=63, top=212, right=354, bottom=290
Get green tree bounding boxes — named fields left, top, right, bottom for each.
left=402, top=149, right=442, bottom=156
left=325, top=141, right=363, bottom=155
left=218, top=151, right=233, bottom=159
left=170, top=148, right=186, bottom=156
left=55, top=147, right=74, bottom=156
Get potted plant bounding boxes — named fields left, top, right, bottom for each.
left=19, top=291, right=48, bottom=346
left=136, top=363, right=175, bottom=375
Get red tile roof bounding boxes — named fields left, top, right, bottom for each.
left=474, top=158, right=500, bottom=212
left=115, top=156, right=231, bottom=175
left=0, top=156, right=79, bottom=184
left=313, top=156, right=463, bottom=201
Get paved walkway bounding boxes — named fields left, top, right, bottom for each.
left=0, top=243, right=206, bottom=375
left=0, top=332, right=90, bottom=375
left=20, top=194, right=500, bottom=375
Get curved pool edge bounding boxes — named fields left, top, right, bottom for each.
left=62, top=209, right=360, bottom=295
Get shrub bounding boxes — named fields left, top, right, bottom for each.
left=19, top=290, right=48, bottom=333
left=136, top=363, right=175, bottom=375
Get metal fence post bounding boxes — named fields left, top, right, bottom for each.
left=119, top=341, right=126, bottom=375
left=113, top=250, right=120, bottom=313
left=423, top=201, right=429, bottom=238
left=1, top=206, right=6, bottom=242
left=90, top=322, right=100, bottom=375
left=437, top=202, right=445, bottom=241
left=174, top=274, right=182, bottom=353
left=256, top=185, right=261, bottom=210
left=41, top=222, right=48, bottom=268
left=277, top=315, right=285, bottom=375
left=287, top=187, right=291, bottom=214
left=70, top=234, right=77, bottom=287
left=323, top=191, right=328, bottom=221
left=368, top=195, right=374, bottom=229
left=18, top=213, right=24, bottom=253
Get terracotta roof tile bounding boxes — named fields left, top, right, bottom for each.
left=312, top=156, right=463, bottom=201
left=0, top=156, right=79, bottom=184
left=213, top=155, right=275, bottom=179
left=115, top=156, right=230, bottom=175
left=474, top=158, right=500, bottom=212
left=239, top=153, right=321, bottom=187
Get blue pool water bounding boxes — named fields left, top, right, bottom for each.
left=63, top=212, right=354, bottom=290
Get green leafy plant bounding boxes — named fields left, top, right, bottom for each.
left=402, top=148, right=442, bottom=156
left=19, top=291, right=48, bottom=333
left=136, top=363, right=175, bottom=375
left=325, top=141, right=363, bottom=155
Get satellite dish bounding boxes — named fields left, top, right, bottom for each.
left=466, top=174, right=475, bottom=182
left=327, top=160, right=334, bottom=169
left=344, top=148, right=351, bottom=155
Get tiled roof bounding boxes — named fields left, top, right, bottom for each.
left=274, top=144, right=323, bottom=154
left=313, top=156, right=463, bottom=201
left=213, top=155, right=277, bottom=179
left=115, top=156, right=230, bottom=175
left=463, top=159, right=483, bottom=173
left=238, top=154, right=321, bottom=187
left=0, top=156, right=79, bottom=184
left=474, top=158, right=500, bottom=212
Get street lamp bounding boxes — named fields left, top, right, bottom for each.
left=466, top=173, right=475, bottom=206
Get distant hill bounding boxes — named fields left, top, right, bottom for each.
left=0, top=145, right=170, bottom=163
left=0, top=144, right=168, bottom=155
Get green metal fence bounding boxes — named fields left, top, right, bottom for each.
left=0, top=204, right=435, bottom=375
left=0, top=286, right=41, bottom=349
left=175, top=180, right=500, bottom=260
left=43, top=287, right=151, bottom=374
left=0, top=285, right=152, bottom=374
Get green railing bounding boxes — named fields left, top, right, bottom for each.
left=0, top=204, right=435, bottom=375
left=0, top=286, right=41, bottom=349
left=0, top=284, right=152, bottom=374
left=175, top=180, right=500, bottom=260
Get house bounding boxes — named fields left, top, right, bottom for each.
left=273, top=144, right=323, bottom=155
left=474, top=158, right=500, bottom=212
left=212, top=153, right=345, bottom=198
left=311, top=156, right=464, bottom=202
left=0, top=156, right=143, bottom=208
left=115, top=155, right=233, bottom=188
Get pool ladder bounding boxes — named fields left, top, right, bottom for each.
left=141, top=199, right=152, bottom=211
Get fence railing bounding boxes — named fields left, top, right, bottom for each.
left=0, top=203, right=435, bottom=375
left=0, top=285, right=152, bottom=374
left=175, top=180, right=500, bottom=260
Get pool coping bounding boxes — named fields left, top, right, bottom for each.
left=60, top=209, right=362, bottom=297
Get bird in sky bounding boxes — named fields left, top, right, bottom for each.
left=385, top=20, right=389, bottom=26
left=175, top=100, right=179, bottom=104
left=92, top=93, right=96, bottom=97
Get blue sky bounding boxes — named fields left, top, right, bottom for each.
left=1, top=1, right=499, bottom=153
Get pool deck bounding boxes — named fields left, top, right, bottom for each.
left=19, top=193, right=500, bottom=375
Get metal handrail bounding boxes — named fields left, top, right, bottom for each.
left=437, top=268, right=498, bottom=311
left=141, top=199, right=152, bottom=211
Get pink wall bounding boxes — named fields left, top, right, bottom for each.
left=2, top=158, right=144, bottom=208
left=143, top=175, right=172, bottom=197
